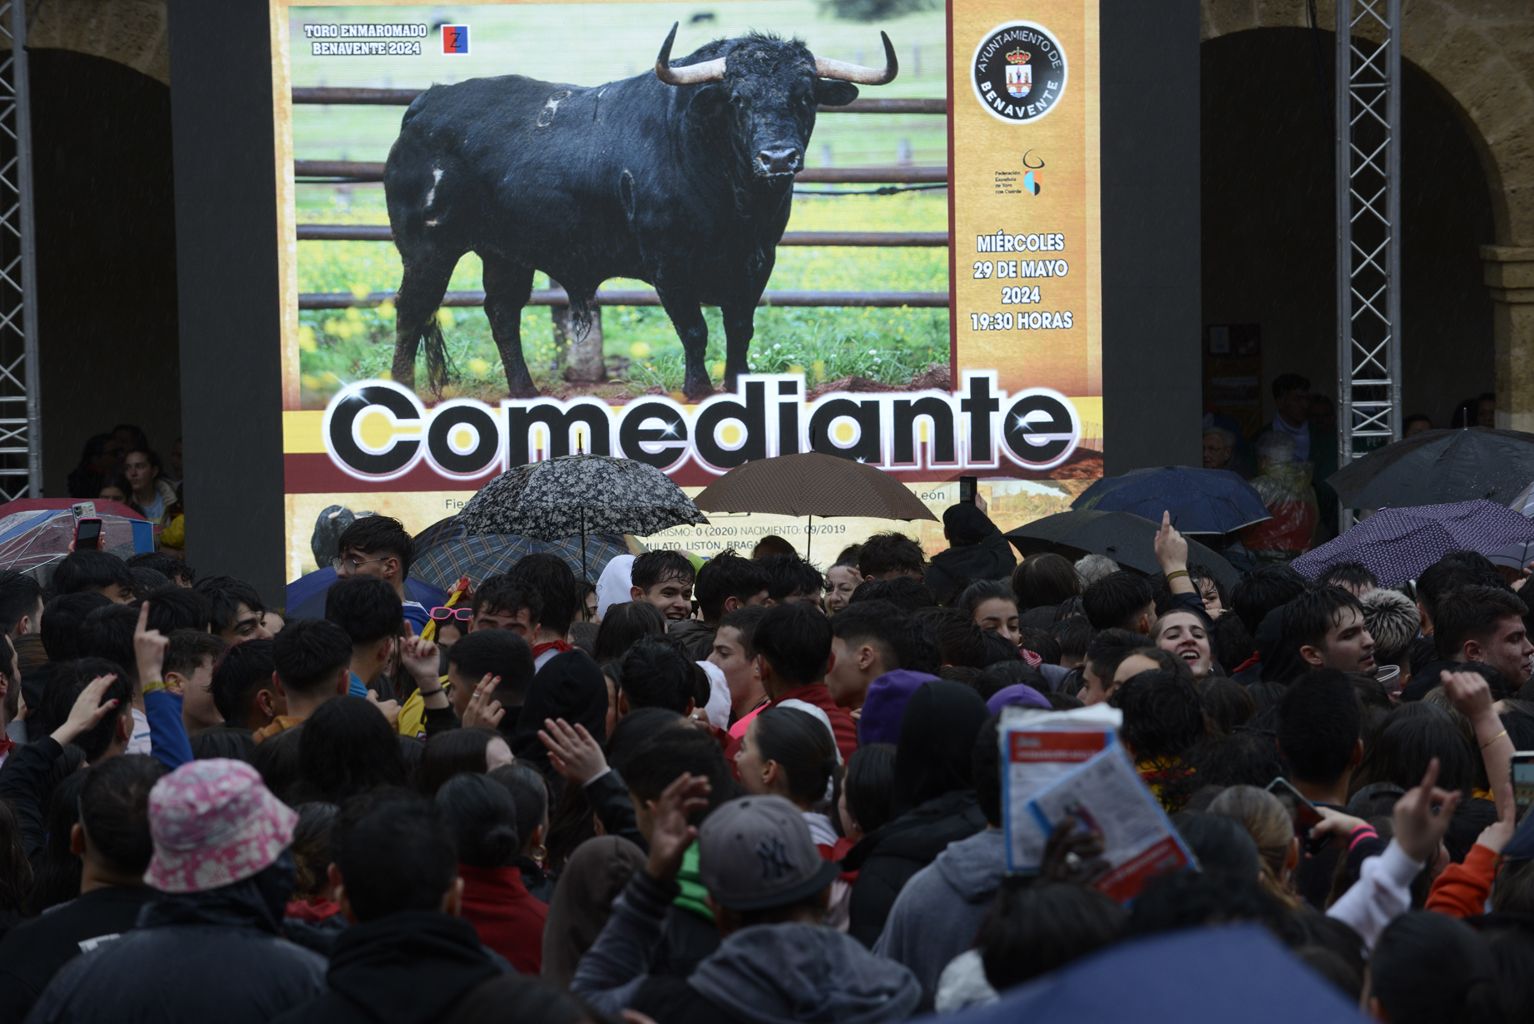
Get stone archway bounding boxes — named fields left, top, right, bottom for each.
left=18, top=0, right=169, bottom=85
left=1201, top=0, right=1534, bottom=428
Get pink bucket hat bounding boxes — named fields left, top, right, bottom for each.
left=144, top=759, right=298, bottom=894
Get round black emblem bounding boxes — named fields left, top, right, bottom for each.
left=971, top=22, right=1068, bottom=124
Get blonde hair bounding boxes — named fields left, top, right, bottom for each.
left=1208, top=785, right=1301, bottom=909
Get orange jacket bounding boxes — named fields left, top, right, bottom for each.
left=1426, top=843, right=1499, bottom=918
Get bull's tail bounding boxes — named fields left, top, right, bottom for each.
left=423, top=319, right=452, bottom=396
left=570, top=298, right=595, bottom=343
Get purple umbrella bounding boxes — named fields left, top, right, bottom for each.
left=1291, top=500, right=1534, bottom=587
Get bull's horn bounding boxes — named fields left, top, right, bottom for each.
left=814, top=31, right=898, bottom=85
left=655, top=22, right=728, bottom=86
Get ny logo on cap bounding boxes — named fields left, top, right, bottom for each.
left=755, top=836, right=794, bottom=880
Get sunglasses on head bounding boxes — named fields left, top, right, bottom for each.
left=429, top=606, right=473, bottom=622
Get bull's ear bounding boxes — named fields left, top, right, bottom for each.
left=814, top=80, right=859, bottom=107
left=685, top=84, right=730, bottom=122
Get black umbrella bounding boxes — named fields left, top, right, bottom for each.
left=1004, top=509, right=1240, bottom=590
left=1072, top=466, right=1270, bottom=534
left=1327, top=427, right=1534, bottom=508
left=455, top=455, right=706, bottom=576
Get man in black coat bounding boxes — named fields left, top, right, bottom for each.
left=924, top=504, right=1017, bottom=608
left=272, top=793, right=503, bottom=1024
left=0, top=756, right=162, bottom=1021
left=28, top=759, right=326, bottom=1024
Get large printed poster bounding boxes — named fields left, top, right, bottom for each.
left=270, top=0, right=1101, bottom=583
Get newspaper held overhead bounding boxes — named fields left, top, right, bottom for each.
left=1001, top=704, right=1120, bottom=872
left=1000, top=704, right=1195, bottom=902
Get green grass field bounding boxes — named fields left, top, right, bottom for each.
left=289, top=0, right=951, bottom=404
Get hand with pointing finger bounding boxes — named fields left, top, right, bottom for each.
left=133, top=601, right=169, bottom=690
left=1393, top=757, right=1463, bottom=864
left=1154, top=510, right=1190, bottom=574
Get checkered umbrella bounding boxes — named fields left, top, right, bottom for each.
left=454, top=455, right=705, bottom=576
left=1291, top=499, right=1534, bottom=587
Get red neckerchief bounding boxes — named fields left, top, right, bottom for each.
left=1233, top=651, right=1261, bottom=675
left=1020, top=648, right=1043, bottom=669
left=0, top=735, right=13, bottom=762
left=284, top=897, right=343, bottom=922
left=532, top=640, right=574, bottom=659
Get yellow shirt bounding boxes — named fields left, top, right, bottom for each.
left=396, top=674, right=451, bottom=739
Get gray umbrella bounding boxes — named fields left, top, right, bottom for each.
left=455, top=455, right=706, bottom=575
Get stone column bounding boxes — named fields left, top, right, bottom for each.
left=1484, top=245, right=1534, bottom=431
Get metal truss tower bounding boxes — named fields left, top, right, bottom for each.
left=1335, top=0, right=1403, bottom=470
left=0, top=0, right=39, bottom=500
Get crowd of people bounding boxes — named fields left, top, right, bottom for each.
left=0, top=489, right=1529, bottom=1023
left=65, top=424, right=184, bottom=542
left=1200, top=375, right=1499, bottom=561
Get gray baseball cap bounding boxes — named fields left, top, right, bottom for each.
left=698, top=795, right=841, bottom=912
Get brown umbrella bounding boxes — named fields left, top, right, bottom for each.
left=694, top=452, right=937, bottom=559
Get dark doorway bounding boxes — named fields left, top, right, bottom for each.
left=1201, top=27, right=1495, bottom=442
left=27, top=49, right=180, bottom=496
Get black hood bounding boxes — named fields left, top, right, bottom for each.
left=925, top=534, right=1016, bottom=605
left=140, top=855, right=294, bottom=935
left=326, top=911, right=500, bottom=1023
left=688, top=923, right=921, bottom=1024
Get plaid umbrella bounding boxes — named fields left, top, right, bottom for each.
left=284, top=567, right=448, bottom=620
left=411, top=517, right=629, bottom=590
left=455, top=455, right=705, bottom=576
left=1072, top=466, right=1270, bottom=535
left=1291, top=499, right=1534, bottom=587
left=1328, top=428, right=1534, bottom=508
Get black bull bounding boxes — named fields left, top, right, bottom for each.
left=382, top=25, right=897, bottom=401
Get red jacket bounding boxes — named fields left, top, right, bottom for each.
left=771, top=684, right=859, bottom=764
left=458, top=864, right=548, bottom=974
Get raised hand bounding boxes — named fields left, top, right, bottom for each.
left=51, top=674, right=120, bottom=748
left=1441, top=669, right=1494, bottom=722
left=1308, top=805, right=1370, bottom=843
left=1392, top=757, right=1463, bottom=864
left=133, top=601, right=169, bottom=688
left=1041, top=812, right=1110, bottom=885
left=539, top=717, right=607, bottom=784
left=399, top=623, right=441, bottom=688
left=1154, top=510, right=1190, bottom=573
left=461, top=674, right=505, bottom=730
left=644, top=772, right=712, bottom=884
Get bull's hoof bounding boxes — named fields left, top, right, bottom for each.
left=683, top=376, right=714, bottom=403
